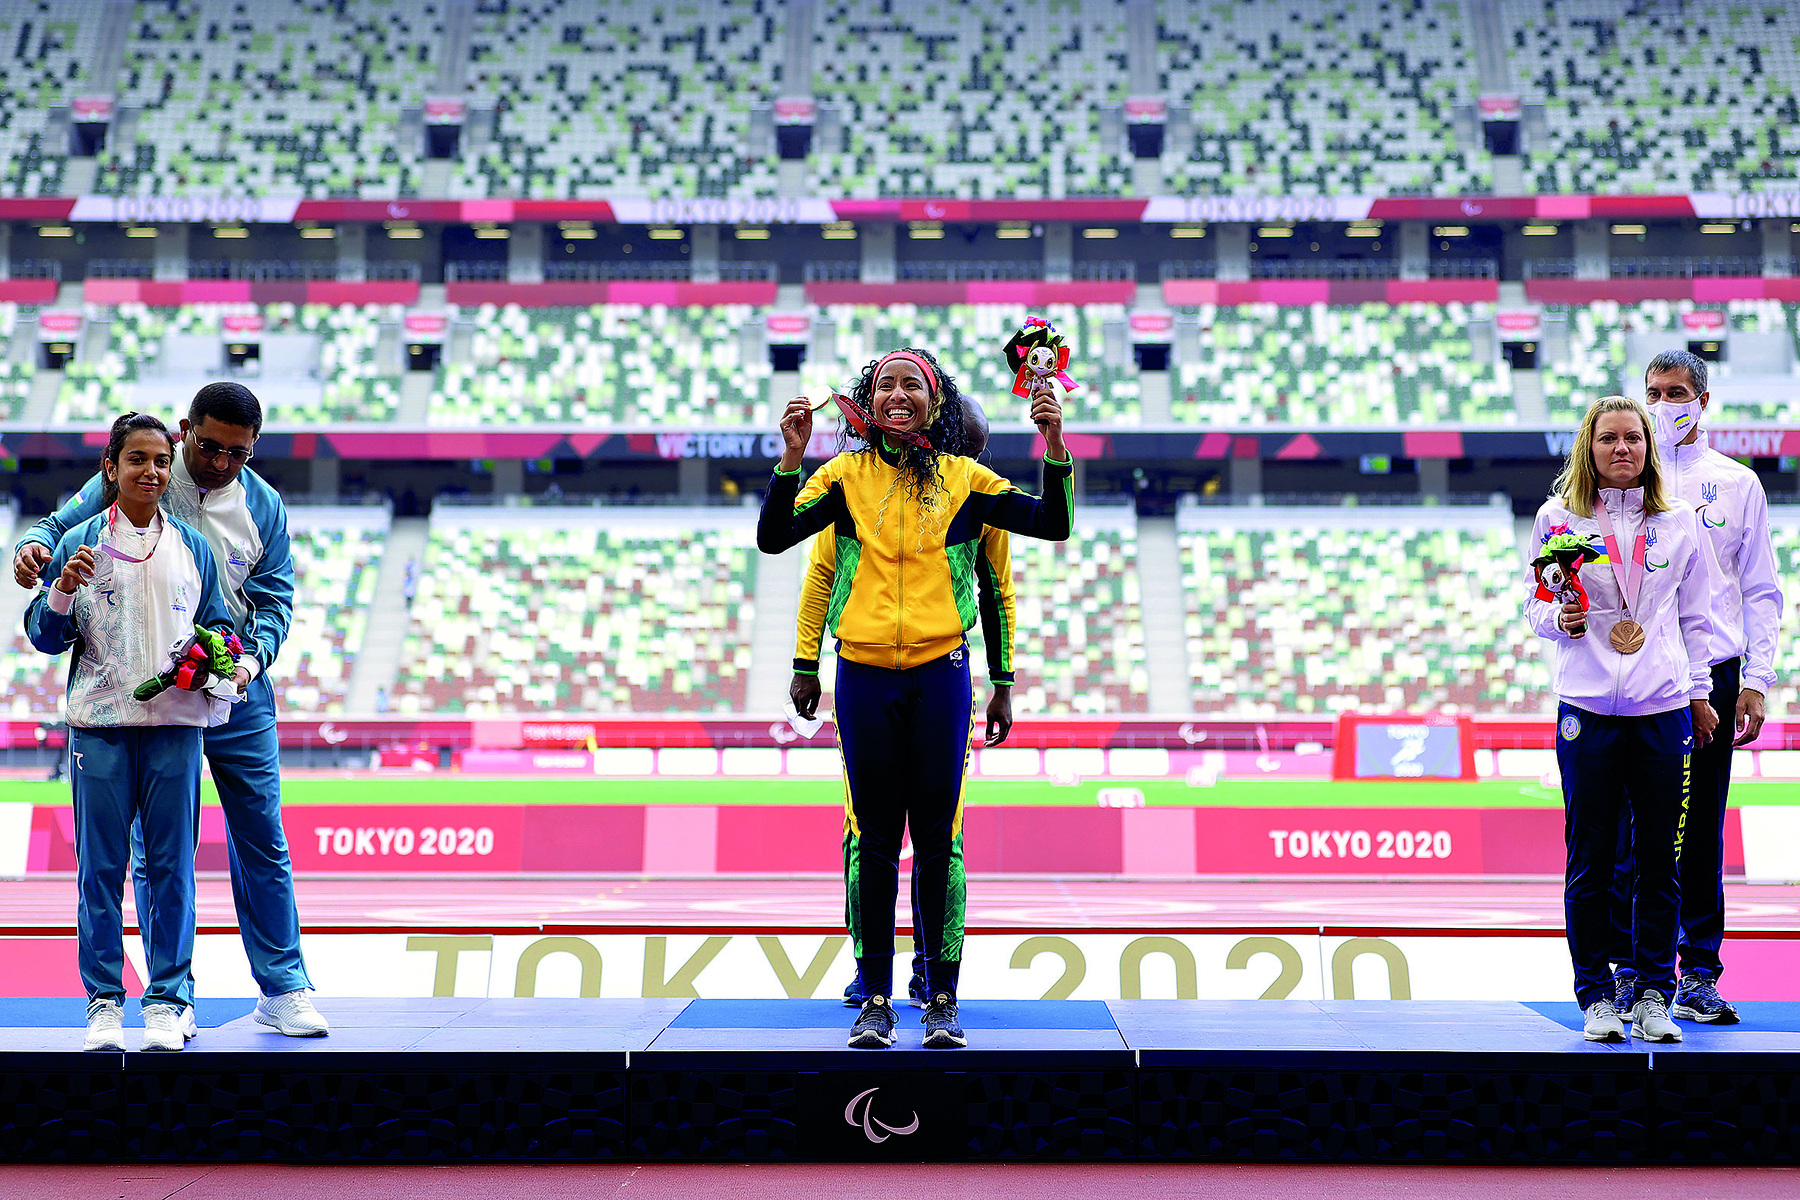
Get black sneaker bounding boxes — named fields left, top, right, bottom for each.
left=1612, top=968, right=1636, bottom=1020
left=921, top=992, right=966, bottom=1049
left=908, top=974, right=928, bottom=1008
left=1672, top=970, right=1740, bottom=1024
left=848, top=995, right=896, bottom=1049
left=842, top=977, right=865, bottom=1007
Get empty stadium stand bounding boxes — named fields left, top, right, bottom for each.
left=1177, top=502, right=1552, bottom=716
left=1174, top=302, right=1514, bottom=425
left=1159, top=0, right=1489, bottom=197
left=1501, top=0, right=1800, bottom=194
left=271, top=507, right=389, bottom=715
left=387, top=508, right=759, bottom=714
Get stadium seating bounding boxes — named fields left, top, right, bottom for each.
left=53, top=304, right=401, bottom=424
left=454, top=0, right=779, bottom=200
left=1174, top=303, right=1514, bottom=424
left=432, top=304, right=770, bottom=425
left=1501, top=0, right=1800, bottom=194
left=103, top=0, right=436, bottom=198
left=269, top=512, right=388, bottom=714
left=1539, top=300, right=1800, bottom=423
left=808, top=305, right=1139, bottom=425
left=1770, top=521, right=1800, bottom=715
left=1009, top=515, right=1149, bottom=714
left=0, top=1, right=100, bottom=197
left=389, top=511, right=758, bottom=713
left=1158, top=0, right=1488, bottom=197
left=0, top=305, right=36, bottom=421
left=1178, top=508, right=1551, bottom=715
left=808, top=1, right=1132, bottom=199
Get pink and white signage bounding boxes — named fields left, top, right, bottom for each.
left=1681, top=310, right=1727, bottom=332
left=1495, top=308, right=1542, bottom=340
left=773, top=96, right=817, bottom=125
left=1125, top=97, right=1168, bottom=123
left=423, top=97, right=467, bottom=125
left=1128, top=310, right=1175, bottom=341
left=404, top=311, right=450, bottom=341
left=37, top=311, right=81, bottom=340
left=765, top=311, right=811, bottom=341
left=221, top=313, right=265, bottom=335
left=1478, top=94, right=1522, bottom=120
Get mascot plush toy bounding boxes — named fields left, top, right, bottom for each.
left=1003, top=317, right=1080, bottom=403
left=135, top=627, right=243, bottom=702
left=1532, top=532, right=1591, bottom=638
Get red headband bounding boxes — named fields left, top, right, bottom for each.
left=876, top=350, right=938, bottom=396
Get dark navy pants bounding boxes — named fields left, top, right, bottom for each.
left=1609, top=657, right=1738, bottom=982
left=836, top=643, right=973, bottom=1001
left=1556, top=702, right=1692, bottom=1009
left=130, top=676, right=312, bottom=1001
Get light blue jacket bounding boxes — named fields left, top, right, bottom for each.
left=18, top=453, right=294, bottom=680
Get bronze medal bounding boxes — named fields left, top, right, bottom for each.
left=1609, top=619, right=1645, bottom=654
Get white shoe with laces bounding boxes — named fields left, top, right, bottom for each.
left=1630, top=989, right=1684, bottom=1042
left=141, top=1003, right=187, bottom=1052
left=255, top=990, right=331, bottom=1037
left=180, top=1005, right=198, bottom=1041
left=83, top=999, right=125, bottom=1052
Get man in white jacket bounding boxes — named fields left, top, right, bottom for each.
left=1617, top=349, right=1786, bottom=1024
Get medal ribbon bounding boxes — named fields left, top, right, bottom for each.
left=100, top=504, right=162, bottom=563
left=1593, top=492, right=1647, bottom=619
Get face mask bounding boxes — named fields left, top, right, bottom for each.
left=1651, top=397, right=1702, bottom=451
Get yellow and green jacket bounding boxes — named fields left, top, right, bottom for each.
left=759, top=445, right=1073, bottom=671
left=794, top=521, right=1015, bottom=682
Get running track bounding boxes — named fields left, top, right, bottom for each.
left=3, top=877, right=1798, bottom=934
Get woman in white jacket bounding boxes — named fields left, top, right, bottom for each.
left=1527, top=395, right=1718, bottom=1044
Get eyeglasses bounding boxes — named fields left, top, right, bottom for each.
left=188, top=432, right=254, bottom=465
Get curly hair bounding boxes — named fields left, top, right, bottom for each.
left=841, top=347, right=970, bottom=522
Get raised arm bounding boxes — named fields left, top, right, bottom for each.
left=966, top=457, right=1074, bottom=543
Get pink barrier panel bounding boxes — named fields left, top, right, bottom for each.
left=0, top=938, right=127, bottom=995
left=521, top=806, right=645, bottom=872
left=457, top=749, right=596, bottom=774
left=286, top=806, right=527, bottom=872
left=715, top=805, right=844, bottom=873
left=1191, top=807, right=1488, bottom=875
left=0, top=279, right=58, bottom=303
left=19, top=802, right=1747, bottom=877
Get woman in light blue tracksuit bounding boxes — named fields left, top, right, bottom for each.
left=25, top=413, right=234, bottom=1053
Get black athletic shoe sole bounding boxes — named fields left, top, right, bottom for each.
left=922, top=1030, right=966, bottom=1048
left=1672, top=1003, right=1740, bottom=1024
left=848, top=1029, right=895, bottom=1048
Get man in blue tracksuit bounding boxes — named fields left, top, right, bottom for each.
left=14, top=382, right=328, bottom=1036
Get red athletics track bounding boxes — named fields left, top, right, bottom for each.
left=2, top=876, right=1799, bottom=935
left=3, top=1162, right=1797, bottom=1199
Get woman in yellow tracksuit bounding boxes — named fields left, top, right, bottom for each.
left=759, top=347, right=1071, bottom=1049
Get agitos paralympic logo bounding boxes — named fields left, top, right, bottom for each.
left=843, top=1088, right=920, bottom=1144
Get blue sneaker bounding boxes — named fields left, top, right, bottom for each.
left=1672, top=970, right=1740, bottom=1024
left=908, top=974, right=928, bottom=1008
left=1612, top=969, right=1636, bottom=1020
left=842, top=976, right=865, bottom=1007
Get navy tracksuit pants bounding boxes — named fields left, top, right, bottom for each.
left=70, top=725, right=202, bottom=1011
left=836, top=643, right=973, bottom=1001
left=130, top=676, right=312, bottom=1001
left=1556, top=702, right=1693, bottom=1009
left=1609, top=657, right=1739, bottom=982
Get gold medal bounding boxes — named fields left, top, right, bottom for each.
left=1609, top=619, right=1644, bottom=654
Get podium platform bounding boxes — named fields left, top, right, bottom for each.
left=2, top=998, right=1797, bottom=1163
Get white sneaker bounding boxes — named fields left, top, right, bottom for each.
left=1582, top=998, right=1626, bottom=1042
left=141, top=1003, right=187, bottom=1052
left=180, top=1005, right=198, bottom=1041
left=83, top=999, right=125, bottom=1051
left=1630, top=989, right=1684, bottom=1042
left=255, top=990, right=330, bottom=1037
